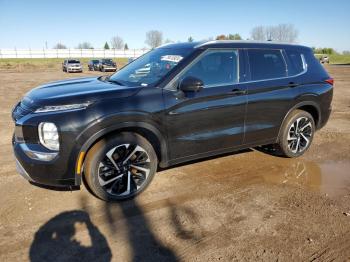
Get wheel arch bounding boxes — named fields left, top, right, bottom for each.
left=74, top=121, right=169, bottom=185
left=277, top=101, right=321, bottom=141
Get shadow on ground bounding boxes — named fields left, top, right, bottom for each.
left=29, top=210, right=112, bottom=262
left=103, top=199, right=178, bottom=262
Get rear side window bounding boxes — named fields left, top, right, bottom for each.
left=285, top=50, right=306, bottom=75
left=247, top=49, right=287, bottom=81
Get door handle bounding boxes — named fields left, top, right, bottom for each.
left=230, top=89, right=247, bottom=95
left=287, top=82, right=299, bottom=88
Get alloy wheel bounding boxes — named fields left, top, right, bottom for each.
left=287, top=117, right=313, bottom=154
left=97, top=144, right=151, bottom=197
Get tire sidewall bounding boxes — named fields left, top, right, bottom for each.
left=85, top=133, right=158, bottom=201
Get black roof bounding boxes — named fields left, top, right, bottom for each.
left=160, top=40, right=311, bottom=51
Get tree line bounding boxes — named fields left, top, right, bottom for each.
left=52, top=25, right=349, bottom=55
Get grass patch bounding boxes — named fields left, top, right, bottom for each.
left=0, top=58, right=128, bottom=71
left=314, top=54, right=350, bottom=65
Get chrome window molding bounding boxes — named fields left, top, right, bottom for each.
left=164, top=48, right=240, bottom=91
left=164, top=48, right=308, bottom=91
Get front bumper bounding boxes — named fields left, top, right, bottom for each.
left=15, top=157, right=33, bottom=182
left=13, top=140, right=78, bottom=188
left=102, top=67, right=117, bottom=71
left=67, top=67, right=83, bottom=72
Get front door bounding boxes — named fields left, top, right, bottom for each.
left=163, top=49, right=247, bottom=161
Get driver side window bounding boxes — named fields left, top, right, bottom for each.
left=179, top=49, right=239, bottom=88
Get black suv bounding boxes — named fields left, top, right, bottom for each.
left=88, top=59, right=100, bottom=71
left=98, top=58, right=117, bottom=72
left=12, top=41, right=333, bottom=201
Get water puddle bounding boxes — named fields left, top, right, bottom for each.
left=248, top=156, right=350, bottom=198
left=176, top=151, right=350, bottom=199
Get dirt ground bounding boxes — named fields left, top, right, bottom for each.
left=0, top=65, right=349, bottom=262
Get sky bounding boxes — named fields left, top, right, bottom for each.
left=0, top=0, right=349, bottom=52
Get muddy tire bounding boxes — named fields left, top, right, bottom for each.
left=84, top=132, right=158, bottom=201
left=276, top=109, right=315, bottom=158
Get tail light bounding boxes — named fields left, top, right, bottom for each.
left=324, top=78, right=334, bottom=86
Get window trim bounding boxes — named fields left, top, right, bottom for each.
left=164, top=48, right=240, bottom=91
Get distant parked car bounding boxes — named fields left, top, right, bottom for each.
left=62, top=59, right=83, bottom=73
left=98, top=59, right=117, bottom=72
left=88, top=59, right=100, bottom=71
left=319, top=55, right=329, bottom=64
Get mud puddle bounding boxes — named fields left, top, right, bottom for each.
left=174, top=151, right=350, bottom=200
left=261, top=159, right=350, bottom=198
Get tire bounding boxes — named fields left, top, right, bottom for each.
left=84, top=132, right=158, bottom=201
left=276, top=109, right=315, bottom=158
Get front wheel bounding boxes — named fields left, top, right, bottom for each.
left=84, top=133, right=158, bottom=201
left=276, top=109, right=315, bottom=158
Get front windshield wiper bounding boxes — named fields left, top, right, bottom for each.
left=104, top=76, right=124, bottom=86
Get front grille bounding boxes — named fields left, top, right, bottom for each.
left=12, top=100, right=34, bottom=121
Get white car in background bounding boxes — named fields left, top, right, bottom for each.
left=62, top=59, right=83, bottom=73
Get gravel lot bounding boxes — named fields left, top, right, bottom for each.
left=0, top=66, right=349, bottom=261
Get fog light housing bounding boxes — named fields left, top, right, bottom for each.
left=38, top=122, right=59, bottom=151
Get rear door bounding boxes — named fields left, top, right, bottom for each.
left=163, top=49, right=247, bottom=161
left=243, top=48, right=298, bottom=144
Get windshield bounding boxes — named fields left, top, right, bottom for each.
left=102, top=59, right=113, bottom=63
left=68, top=60, right=80, bottom=64
left=109, top=47, right=193, bottom=87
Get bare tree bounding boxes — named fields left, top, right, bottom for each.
left=274, top=24, right=298, bottom=42
left=250, top=26, right=265, bottom=41
left=250, top=24, right=298, bottom=42
left=145, top=30, right=163, bottom=48
left=110, top=36, right=124, bottom=49
left=76, top=42, right=93, bottom=49
left=53, top=43, right=67, bottom=49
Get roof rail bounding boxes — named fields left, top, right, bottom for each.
left=194, top=40, right=300, bottom=48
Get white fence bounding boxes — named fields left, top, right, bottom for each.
left=0, top=48, right=150, bottom=59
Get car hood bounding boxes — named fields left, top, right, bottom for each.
left=23, top=77, right=141, bottom=107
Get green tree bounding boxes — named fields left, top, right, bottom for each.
left=104, top=42, right=110, bottom=49
left=188, top=36, right=194, bottom=42
left=124, top=43, right=129, bottom=50
left=228, top=33, right=242, bottom=40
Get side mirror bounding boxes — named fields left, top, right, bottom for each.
left=179, top=76, right=204, bottom=92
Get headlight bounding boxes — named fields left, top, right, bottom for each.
left=34, top=102, right=91, bottom=113
left=38, top=122, right=59, bottom=151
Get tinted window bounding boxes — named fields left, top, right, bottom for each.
left=181, top=49, right=238, bottom=87
left=68, top=60, right=80, bottom=64
left=285, top=50, right=305, bottom=75
left=247, top=49, right=286, bottom=80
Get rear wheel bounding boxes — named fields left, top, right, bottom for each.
left=276, top=109, right=315, bottom=157
left=84, top=133, right=158, bottom=201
